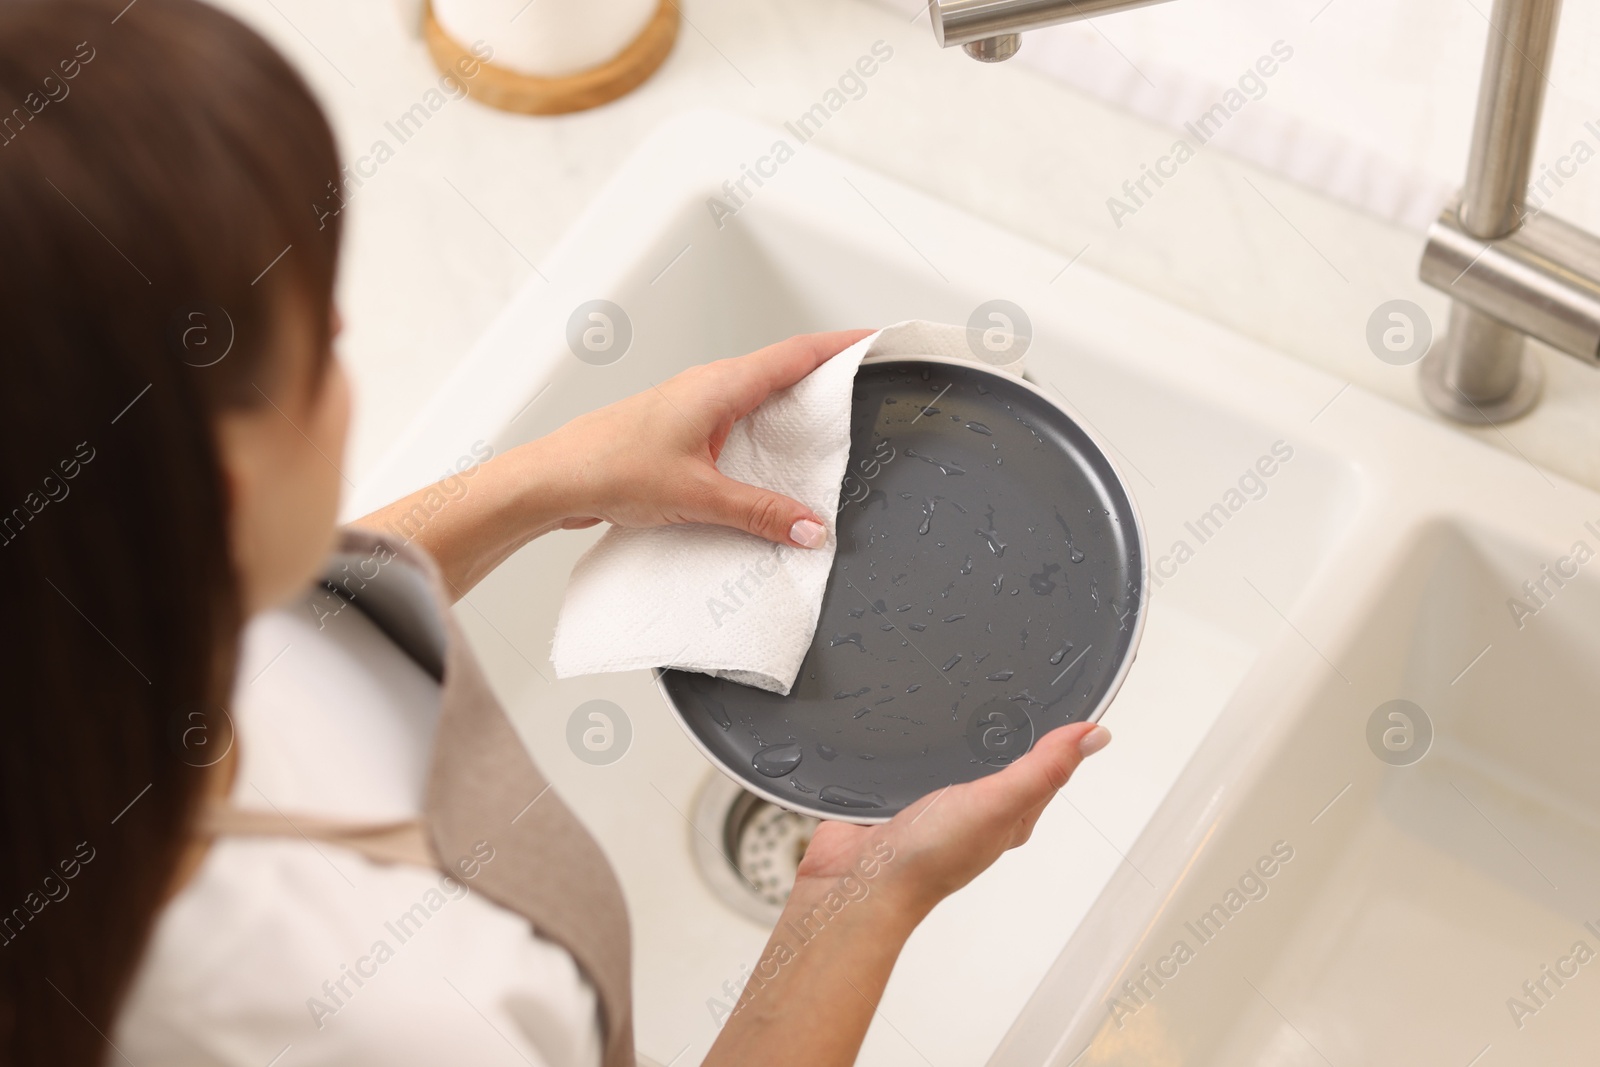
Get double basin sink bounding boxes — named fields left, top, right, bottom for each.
left=353, top=111, right=1600, bottom=1066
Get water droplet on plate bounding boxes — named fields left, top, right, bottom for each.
left=1029, top=562, right=1061, bottom=596
left=819, top=785, right=885, bottom=810
left=977, top=506, right=1007, bottom=556
left=702, top=697, right=732, bottom=730
left=752, top=743, right=802, bottom=778
left=906, top=449, right=966, bottom=476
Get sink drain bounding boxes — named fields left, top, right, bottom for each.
left=691, top=772, right=818, bottom=925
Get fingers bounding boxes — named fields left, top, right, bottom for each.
left=722, top=330, right=876, bottom=415
left=690, top=469, right=829, bottom=548
left=981, top=721, right=1109, bottom=817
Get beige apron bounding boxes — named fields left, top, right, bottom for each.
left=199, top=528, right=635, bottom=1067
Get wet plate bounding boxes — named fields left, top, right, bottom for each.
left=658, top=356, right=1147, bottom=823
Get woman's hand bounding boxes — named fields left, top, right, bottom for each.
left=356, top=330, right=872, bottom=598
left=798, top=720, right=1112, bottom=921
left=704, top=721, right=1111, bottom=1067
left=547, top=329, right=873, bottom=548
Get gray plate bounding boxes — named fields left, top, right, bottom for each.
left=657, top=355, right=1147, bottom=823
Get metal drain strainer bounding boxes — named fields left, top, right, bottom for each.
left=691, top=771, right=818, bottom=925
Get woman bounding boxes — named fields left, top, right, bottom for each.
left=0, top=2, right=1111, bottom=1065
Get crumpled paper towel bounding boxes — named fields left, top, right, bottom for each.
left=550, top=319, right=1025, bottom=694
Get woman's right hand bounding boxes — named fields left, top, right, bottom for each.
left=795, top=721, right=1112, bottom=922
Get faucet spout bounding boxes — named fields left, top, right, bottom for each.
left=930, top=0, right=1179, bottom=60
left=962, top=33, right=1021, bottom=62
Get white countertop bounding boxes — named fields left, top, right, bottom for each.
left=209, top=0, right=1600, bottom=499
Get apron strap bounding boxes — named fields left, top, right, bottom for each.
left=196, top=802, right=436, bottom=869
left=237, top=527, right=636, bottom=1067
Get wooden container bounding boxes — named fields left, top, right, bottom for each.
left=424, top=0, right=679, bottom=116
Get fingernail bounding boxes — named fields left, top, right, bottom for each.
left=1077, top=725, right=1111, bottom=758
left=790, top=518, right=826, bottom=548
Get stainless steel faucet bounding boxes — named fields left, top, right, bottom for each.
left=928, top=0, right=1600, bottom=424
left=1414, top=0, right=1597, bottom=423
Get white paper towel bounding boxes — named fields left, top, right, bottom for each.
left=550, top=320, right=1026, bottom=695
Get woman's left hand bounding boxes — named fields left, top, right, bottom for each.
left=544, top=329, right=873, bottom=548
left=703, top=721, right=1111, bottom=1067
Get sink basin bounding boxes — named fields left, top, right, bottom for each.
left=1000, top=517, right=1600, bottom=1067
left=354, top=110, right=1600, bottom=1065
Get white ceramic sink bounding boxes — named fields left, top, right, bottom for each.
left=353, top=110, right=1600, bottom=1066
left=997, top=516, right=1600, bottom=1067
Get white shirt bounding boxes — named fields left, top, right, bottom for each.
left=116, top=591, right=603, bottom=1067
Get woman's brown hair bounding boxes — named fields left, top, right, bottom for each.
left=0, top=1, right=342, bottom=1061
